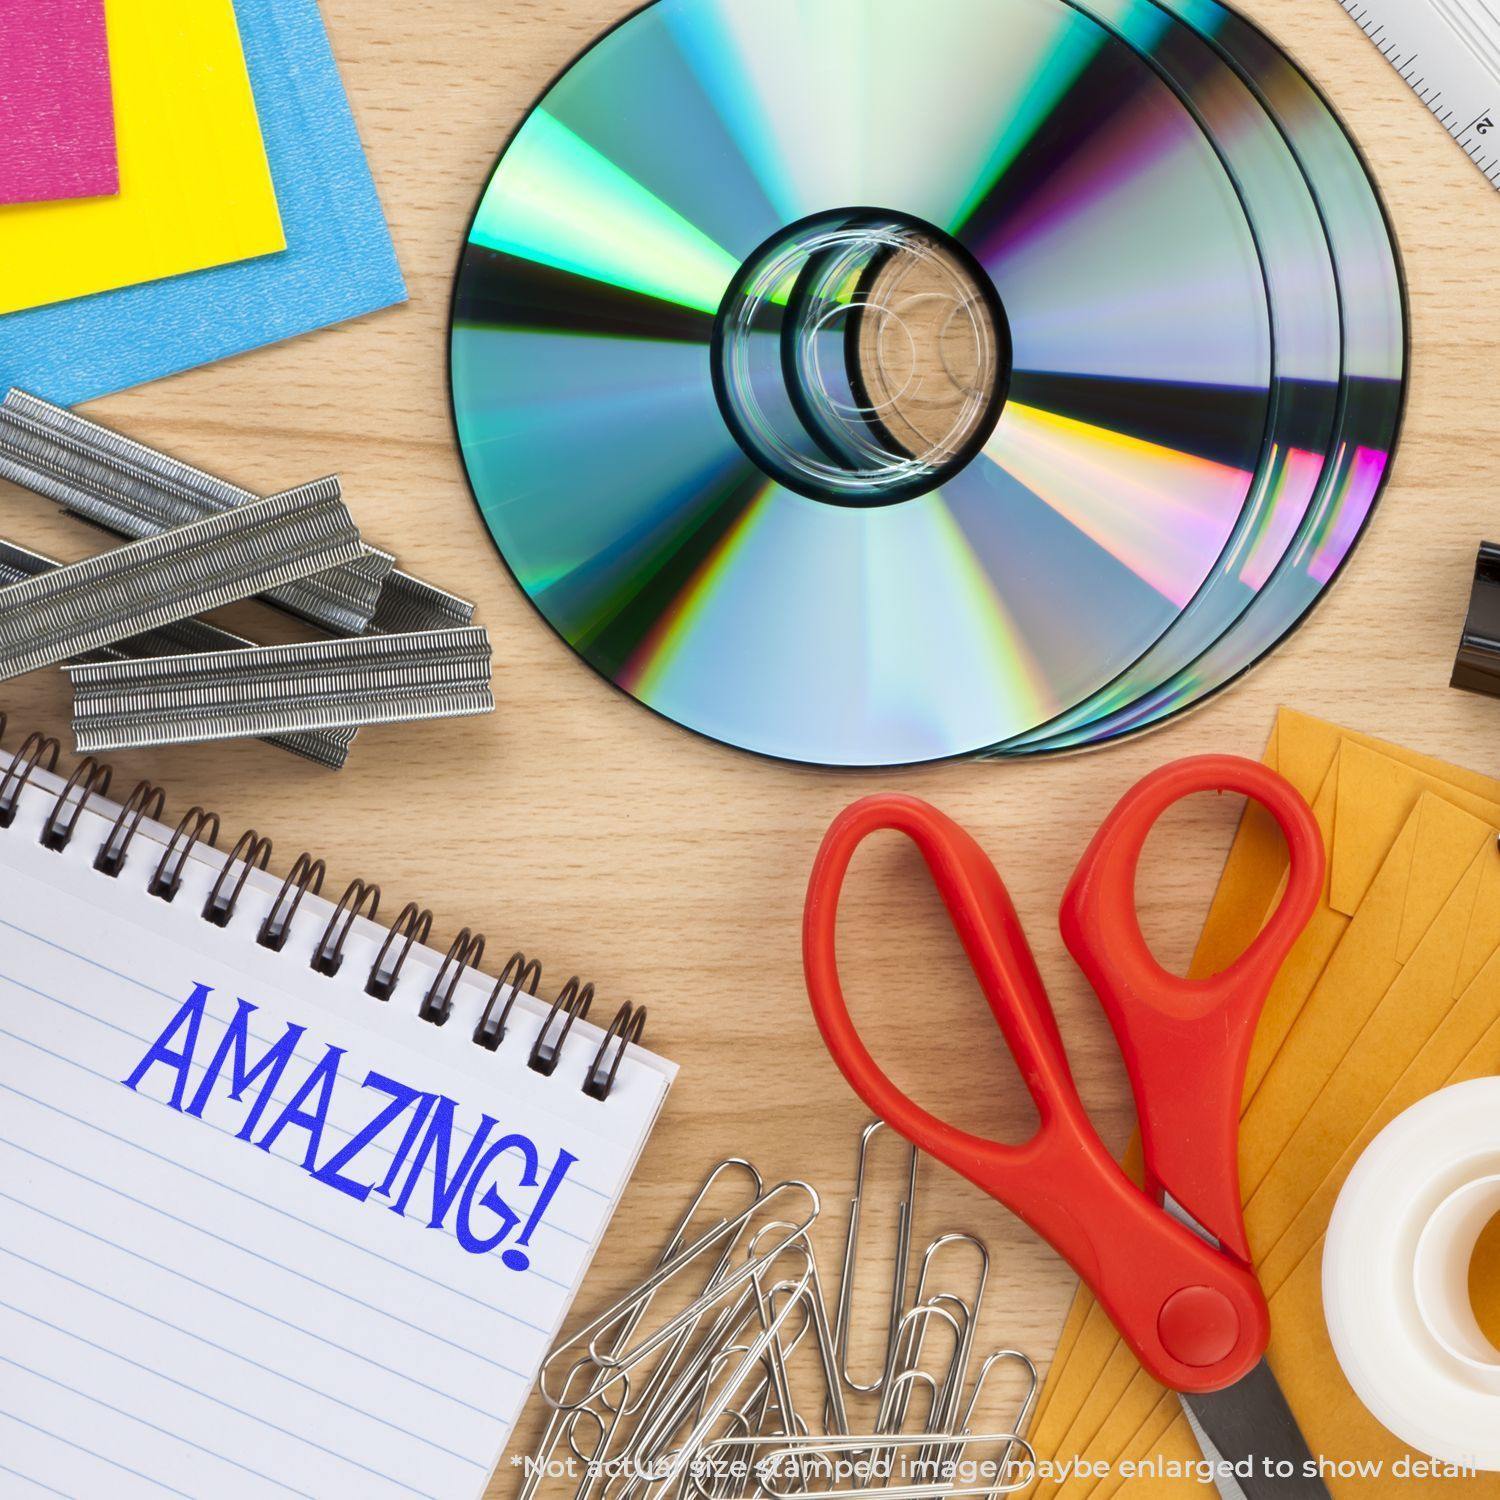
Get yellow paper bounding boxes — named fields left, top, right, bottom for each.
left=1196, top=710, right=1500, bottom=974
left=1238, top=792, right=1493, bottom=1197
left=0, top=0, right=284, bottom=316
left=1038, top=794, right=1499, bottom=1500
left=1032, top=713, right=1500, bottom=1496
left=1106, top=973, right=1500, bottom=1498
left=1033, top=712, right=1478, bottom=1476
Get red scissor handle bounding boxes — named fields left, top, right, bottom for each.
left=1059, top=755, right=1324, bottom=1261
left=802, top=763, right=1318, bottom=1393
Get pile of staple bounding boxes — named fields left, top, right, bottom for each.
left=0, top=388, right=492, bottom=769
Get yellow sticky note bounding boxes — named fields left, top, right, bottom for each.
left=0, top=0, right=284, bottom=316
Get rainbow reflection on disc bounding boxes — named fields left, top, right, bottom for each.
left=989, top=0, right=1405, bottom=752
left=451, top=0, right=1279, bottom=766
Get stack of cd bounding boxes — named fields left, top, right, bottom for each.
left=450, top=0, right=1405, bottom=767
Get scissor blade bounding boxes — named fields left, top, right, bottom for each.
left=1180, top=1398, right=1250, bottom=1500
left=1179, top=1359, right=1330, bottom=1500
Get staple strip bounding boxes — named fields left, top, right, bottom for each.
left=68, top=626, right=494, bottom=752
left=0, top=539, right=355, bottom=769
left=0, top=484, right=364, bottom=683
left=369, top=568, right=476, bottom=633
left=0, top=388, right=391, bottom=634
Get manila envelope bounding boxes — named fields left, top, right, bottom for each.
left=1080, top=825, right=1500, bottom=1499
left=1034, top=792, right=1498, bottom=1498
left=1091, top=950, right=1500, bottom=1499
left=1031, top=714, right=1500, bottom=1490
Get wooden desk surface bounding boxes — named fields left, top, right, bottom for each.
left=2, top=0, right=1495, bottom=1489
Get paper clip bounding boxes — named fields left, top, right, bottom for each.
left=0, top=389, right=391, bottom=634
left=956, top=1350, right=1037, bottom=1438
left=549, top=1154, right=764, bottom=1475
left=0, top=482, right=362, bottom=684
left=910, top=1232, right=989, bottom=1431
left=517, top=1361, right=606, bottom=1500
left=641, top=1241, right=815, bottom=1500
left=540, top=1180, right=820, bottom=1410
left=67, top=625, right=494, bottom=751
left=519, top=1382, right=631, bottom=1500
left=605, top=1159, right=767, bottom=1423
left=953, top=1349, right=1038, bottom=1486
left=834, top=1120, right=918, bottom=1394
left=0, top=538, right=355, bottom=769
left=524, top=1129, right=1036, bottom=1500
left=875, top=1302, right=963, bottom=1437
left=743, top=1220, right=850, bottom=1444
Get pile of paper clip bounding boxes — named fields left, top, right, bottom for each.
left=523, top=1123, right=1038, bottom=1500
left=0, top=388, right=492, bottom=768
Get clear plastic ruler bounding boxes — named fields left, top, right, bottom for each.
left=1338, top=0, right=1500, bottom=186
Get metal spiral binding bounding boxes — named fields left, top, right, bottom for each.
left=472, top=952, right=543, bottom=1050
left=0, top=721, right=645, bottom=1099
left=258, top=854, right=325, bottom=953
left=95, top=779, right=165, bottom=876
left=366, top=901, right=433, bottom=1000
left=149, top=807, right=221, bottom=901
left=420, top=928, right=485, bottom=1026
left=0, top=729, right=60, bottom=827
left=39, top=755, right=111, bottom=851
left=531, top=978, right=593, bottom=1076
left=203, top=830, right=271, bottom=928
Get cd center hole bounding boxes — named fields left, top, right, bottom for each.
left=712, top=210, right=1011, bottom=507
left=851, top=243, right=1001, bottom=465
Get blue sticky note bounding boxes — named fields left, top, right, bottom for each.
left=0, top=0, right=407, bottom=404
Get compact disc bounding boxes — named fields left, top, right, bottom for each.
left=996, top=0, right=1345, bottom=753
left=450, top=0, right=1278, bottom=766
left=995, top=0, right=1406, bottom=751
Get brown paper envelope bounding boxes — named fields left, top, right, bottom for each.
left=1197, top=710, right=1500, bottom=976
left=1035, top=736, right=1500, bottom=1490
left=1477, top=1218, right=1500, bottom=1347
left=1033, top=1337, right=1146, bottom=1498
left=1238, top=793, right=1491, bottom=1200
left=1242, top=767, right=1341, bottom=1101
left=1034, top=793, right=1486, bottom=1487
left=1331, top=739, right=1500, bottom=936
left=1032, top=1291, right=1092, bottom=1435
left=1250, top=748, right=1500, bottom=1098
left=1118, top=1000, right=1500, bottom=1499
left=1273, top=710, right=1500, bottom=805
left=1247, top=842, right=1494, bottom=1276
left=1085, top=1405, right=1203, bottom=1500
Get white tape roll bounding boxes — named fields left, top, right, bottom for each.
left=1323, top=1078, right=1500, bottom=1471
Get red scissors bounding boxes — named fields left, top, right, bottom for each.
left=804, top=757, right=1327, bottom=1489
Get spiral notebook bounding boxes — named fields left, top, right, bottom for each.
left=0, top=727, right=676, bottom=1500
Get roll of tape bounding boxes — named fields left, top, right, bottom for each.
left=1323, top=1078, right=1500, bottom=1471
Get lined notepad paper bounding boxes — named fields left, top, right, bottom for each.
left=0, top=749, right=674, bottom=1499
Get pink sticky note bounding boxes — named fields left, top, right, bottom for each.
left=0, top=0, right=118, bottom=206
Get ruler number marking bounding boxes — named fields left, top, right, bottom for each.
left=1341, top=0, right=1500, bottom=193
